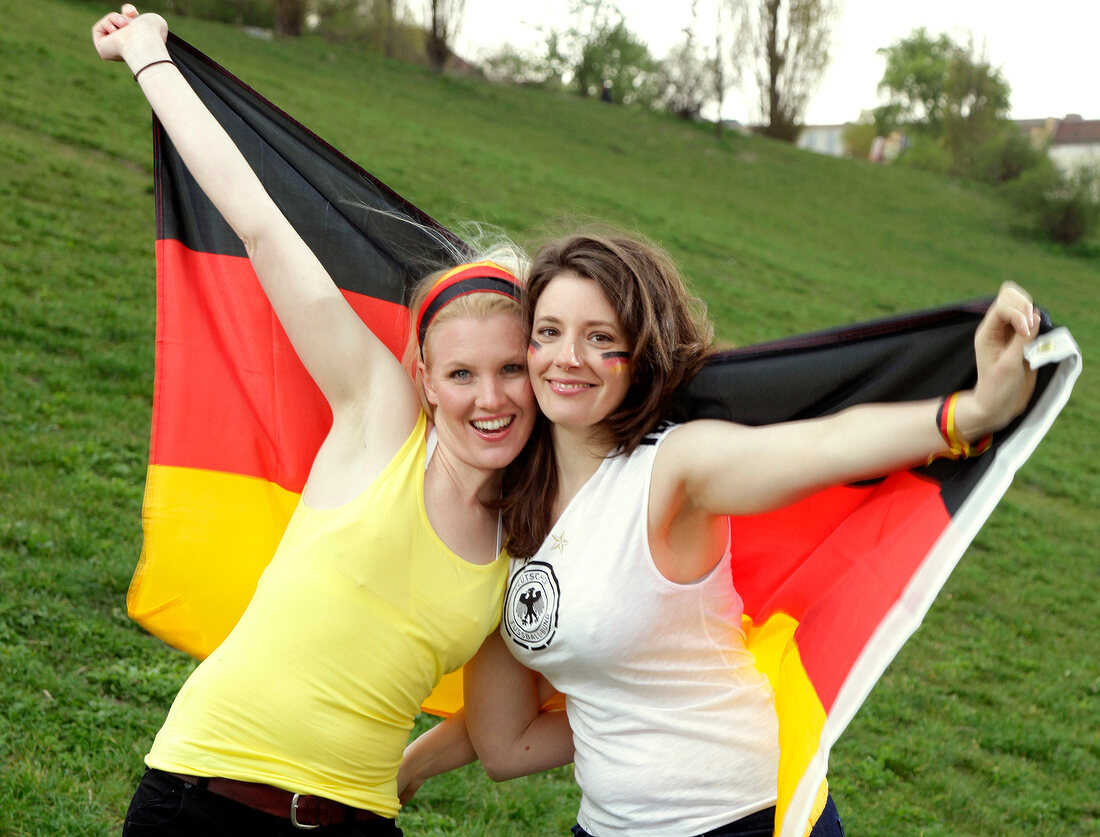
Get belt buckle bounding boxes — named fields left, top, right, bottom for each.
left=290, top=793, right=321, bottom=830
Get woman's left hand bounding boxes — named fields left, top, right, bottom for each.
left=396, top=766, right=423, bottom=806
left=91, top=4, right=167, bottom=67
left=957, top=281, right=1040, bottom=440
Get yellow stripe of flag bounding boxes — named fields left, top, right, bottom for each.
left=131, top=465, right=300, bottom=658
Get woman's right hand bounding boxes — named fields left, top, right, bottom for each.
left=92, top=5, right=167, bottom=66
left=955, top=281, right=1040, bottom=442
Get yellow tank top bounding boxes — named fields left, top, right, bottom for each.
left=146, top=412, right=507, bottom=816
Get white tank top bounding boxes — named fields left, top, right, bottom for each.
left=502, top=424, right=779, bottom=836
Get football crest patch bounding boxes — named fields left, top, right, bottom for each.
left=503, top=561, right=560, bottom=651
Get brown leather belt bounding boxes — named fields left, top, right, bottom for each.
left=166, top=772, right=381, bottom=829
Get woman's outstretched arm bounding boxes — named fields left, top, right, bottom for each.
left=650, top=281, right=1040, bottom=578
left=92, top=6, right=417, bottom=434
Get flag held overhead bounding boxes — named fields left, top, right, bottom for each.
left=132, top=34, right=1081, bottom=837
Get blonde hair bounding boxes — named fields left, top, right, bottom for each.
left=401, top=242, right=530, bottom=419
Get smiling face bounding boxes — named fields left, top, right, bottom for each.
left=420, top=312, right=536, bottom=475
left=527, top=271, right=633, bottom=435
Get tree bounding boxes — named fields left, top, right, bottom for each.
left=380, top=0, right=399, bottom=57
left=480, top=45, right=550, bottom=86
left=710, top=0, right=741, bottom=139
left=148, top=1, right=274, bottom=27
left=876, top=29, right=1012, bottom=175
left=875, top=28, right=1009, bottom=137
left=272, top=0, right=306, bottom=36
left=312, top=0, right=417, bottom=59
left=515, top=1, right=658, bottom=105
left=710, top=28, right=726, bottom=137
left=941, top=37, right=1011, bottom=166
left=570, top=1, right=659, bottom=105
left=658, top=7, right=709, bottom=120
left=733, top=0, right=840, bottom=141
left=874, top=28, right=955, bottom=130
left=425, top=0, right=466, bottom=72
left=841, top=111, right=877, bottom=159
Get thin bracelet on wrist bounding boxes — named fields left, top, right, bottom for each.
left=133, top=58, right=175, bottom=82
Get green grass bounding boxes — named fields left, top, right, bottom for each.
left=2, top=1, right=1097, bottom=834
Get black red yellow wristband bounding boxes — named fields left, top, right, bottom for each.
left=928, top=391, right=993, bottom=463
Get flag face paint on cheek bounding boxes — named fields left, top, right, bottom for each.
left=528, top=339, right=542, bottom=358
left=601, top=351, right=630, bottom=373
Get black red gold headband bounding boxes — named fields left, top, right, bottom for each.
left=416, top=261, right=522, bottom=357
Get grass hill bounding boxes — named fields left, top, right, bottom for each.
left=2, top=1, right=1096, bottom=834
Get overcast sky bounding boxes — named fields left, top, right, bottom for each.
left=455, top=0, right=1098, bottom=125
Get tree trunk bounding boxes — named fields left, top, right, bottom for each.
left=426, top=0, right=448, bottom=72
left=273, top=0, right=306, bottom=37
left=383, top=0, right=396, bottom=59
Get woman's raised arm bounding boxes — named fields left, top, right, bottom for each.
left=92, top=6, right=416, bottom=426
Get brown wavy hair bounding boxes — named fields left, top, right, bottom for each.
left=502, top=231, right=713, bottom=559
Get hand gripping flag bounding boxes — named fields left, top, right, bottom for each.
left=130, top=34, right=1081, bottom=837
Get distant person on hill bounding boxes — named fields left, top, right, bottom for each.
left=93, top=5, right=537, bottom=834
left=400, top=232, right=1040, bottom=837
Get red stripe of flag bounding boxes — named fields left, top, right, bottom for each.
left=151, top=239, right=410, bottom=488
left=733, top=472, right=950, bottom=712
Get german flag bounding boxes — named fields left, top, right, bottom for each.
left=130, top=34, right=1081, bottom=837
left=669, top=313, right=1080, bottom=834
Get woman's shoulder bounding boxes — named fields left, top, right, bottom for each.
left=653, top=417, right=749, bottom=450
left=648, top=417, right=750, bottom=490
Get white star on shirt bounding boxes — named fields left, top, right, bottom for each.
left=551, top=533, right=567, bottom=554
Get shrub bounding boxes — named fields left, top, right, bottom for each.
left=139, top=0, right=275, bottom=28
left=1004, top=163, right=1100, bottom=245
left=842, top=119, right=877, bottom=160
left=969, top=124, right=1046, bottom=185
left=481, top=45, right=556, bottom=86
left=895, top=136, right=953, bottom=175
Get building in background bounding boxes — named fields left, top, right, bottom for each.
left=796, top=124, right=846, bottom=157
left=1047, top=115, right=1100, bottom=175
left=796, top=113, right=1100, bottom=174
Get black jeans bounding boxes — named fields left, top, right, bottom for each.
left=122, top=769, right=403, bottom=836
left=571, top=794, right=844, bottom=837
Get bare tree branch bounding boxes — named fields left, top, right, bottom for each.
left=731, top=0, right=840, bottom=140
left=425, top=0, right=467, bottom=72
